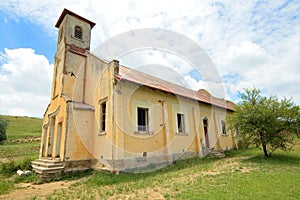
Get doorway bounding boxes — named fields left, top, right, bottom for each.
left=55, top=122, right=62, bottom=158
left=47, top=117, right=55, bottom=157
left=42, top=126, right=48, bottom=157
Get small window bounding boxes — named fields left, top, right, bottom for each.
left=177, top=113, right=185, bottom=133
left=221, top=120, right=226, bottom=135
left=74, top=26, right=82, bottom=39
left=100, top=102, right=106, bottom=132
left=137, top=107, right=148, bottom=131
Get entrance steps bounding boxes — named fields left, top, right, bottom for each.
left=207, top=149, right=225, bottom=158
left=31, top=158, right=64, bottom=180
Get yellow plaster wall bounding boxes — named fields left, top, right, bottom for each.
left=112, top=81, right=236, bottom=160
left=64, top=106, right=94, bottom=161
left=114, top=81, right=203, bottom=158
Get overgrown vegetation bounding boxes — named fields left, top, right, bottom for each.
left=0, top=115, right=299, bottom=199
left=0, top=115, right=42, bottom=195
left=46, top=144, right=300, bottom=200
left=228, top=88, right=300, bottom=157
left=0, top=157, right=35, bottom=176
left=0, top=157, right=39, bottom=195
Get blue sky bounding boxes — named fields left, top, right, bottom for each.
left=0, top=0, right=300, bottom=117
left=0, top=14, right=56, bottom=62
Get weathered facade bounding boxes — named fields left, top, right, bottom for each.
left=32, top=9, right=237, bottom=176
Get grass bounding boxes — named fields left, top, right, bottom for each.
left=0, top=115, right=41, bottom=161
left=0, top=142, right=40, bottom=161
left=1, top=115, right=42, bottom=140
left=0, top=115, right=42, bottom=195
left=47, top=145, right=300, bottom=200
left=0, top=115, right=299, bottom=199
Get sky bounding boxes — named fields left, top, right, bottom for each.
left=0, top=0, right=300, bottom=118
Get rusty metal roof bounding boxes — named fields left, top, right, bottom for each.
left=116, top=66, right=235, bottom=111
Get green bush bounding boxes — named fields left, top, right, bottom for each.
left=0, top=116, right=8, bottom=142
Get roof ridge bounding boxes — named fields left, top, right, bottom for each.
left=117, top=65, right=235, bottom=111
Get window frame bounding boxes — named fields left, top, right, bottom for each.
left=176, top=113, right=186, bottom=134
left=100, top=102, right=106, bottom=132
left=98, top=97, right=108, bottom=135
left=137, top=107, right=149, bottom=132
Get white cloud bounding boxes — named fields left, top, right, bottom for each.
left=222, top=33, right=300, bottom=103
left=0, top=0, right=300, bottom=115
left=0, top=48, right=53, bottom=117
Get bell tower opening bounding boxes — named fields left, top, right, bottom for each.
left=74, top=26, right=82, bottom=39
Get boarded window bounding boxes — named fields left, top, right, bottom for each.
left=177, top=113, right=185, bottom=133
left=137, top=107, right=148, bottom=131
left=74, top=26, right=82, bottom=39
left=100, top=102, right=106, bottom=131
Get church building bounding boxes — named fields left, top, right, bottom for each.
left=32, top=9, right=237, bottom=177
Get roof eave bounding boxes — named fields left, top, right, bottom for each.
left=116, top=76, right=235, bottom=111
left=55, top=8, right=96, bottom=28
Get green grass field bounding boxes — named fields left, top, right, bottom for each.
left=0, top=115, right=42, bottom=162
left=1, top=115, right=43, bottom=140
left=47, top=146, right=300, bottom=199
left=0, top=115, right=299, bottom=199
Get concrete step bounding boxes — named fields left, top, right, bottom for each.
left=31, top=161, right=63, bottom=169
left=37, top=158, right=62, bottom=164
left=208, top=150, right=225, bottom=158
left=32, top=165, right=64, bottom=174
left=31, top=158, right=65, bottom=179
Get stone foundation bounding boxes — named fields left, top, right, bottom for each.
left=63, top=159, right=94, bottom=172
left=45, top=151, right=201, bottom=174
left=101, top=151, right=199, bottom=173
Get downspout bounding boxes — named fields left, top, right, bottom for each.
left=111, top=82, right=115, bottom=170
left=82, top=57, right=87, bottom=103
left=110, top=60, right=119, bottom=171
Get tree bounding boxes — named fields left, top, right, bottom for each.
left=0, top=116, right=8, bottom=142
left=228, top=88, right=300, bottom=158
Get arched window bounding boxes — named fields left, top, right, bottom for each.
left=74, top=26, right=82, bottom=39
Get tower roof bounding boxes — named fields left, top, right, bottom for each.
left=55, top=8, right=96, bottom=28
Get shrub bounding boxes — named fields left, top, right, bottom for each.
left=0, top=116, right=8, bottom=142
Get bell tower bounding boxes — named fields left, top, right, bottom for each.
left=55, top=8, right=95, bottom=50
left=51, top=9, right=95, bottom=100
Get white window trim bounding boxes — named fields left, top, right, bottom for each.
left=132, top=100, right=154, bottom=134
left=98, top=97, right=108, bottom=135
left=172, top=104, right=189, bottom=135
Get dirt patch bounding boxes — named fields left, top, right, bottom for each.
left=0, top=180, right=78, bottom=200
left=109, top=188, right=165, bottom=200
left=201, top=171, right=221, bottom=176
left=6, top=137, right=41, bottom=143
left=0, top=158, right=9, bottom=163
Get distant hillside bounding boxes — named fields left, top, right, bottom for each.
left=1, top=115, right=43, bottom=140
